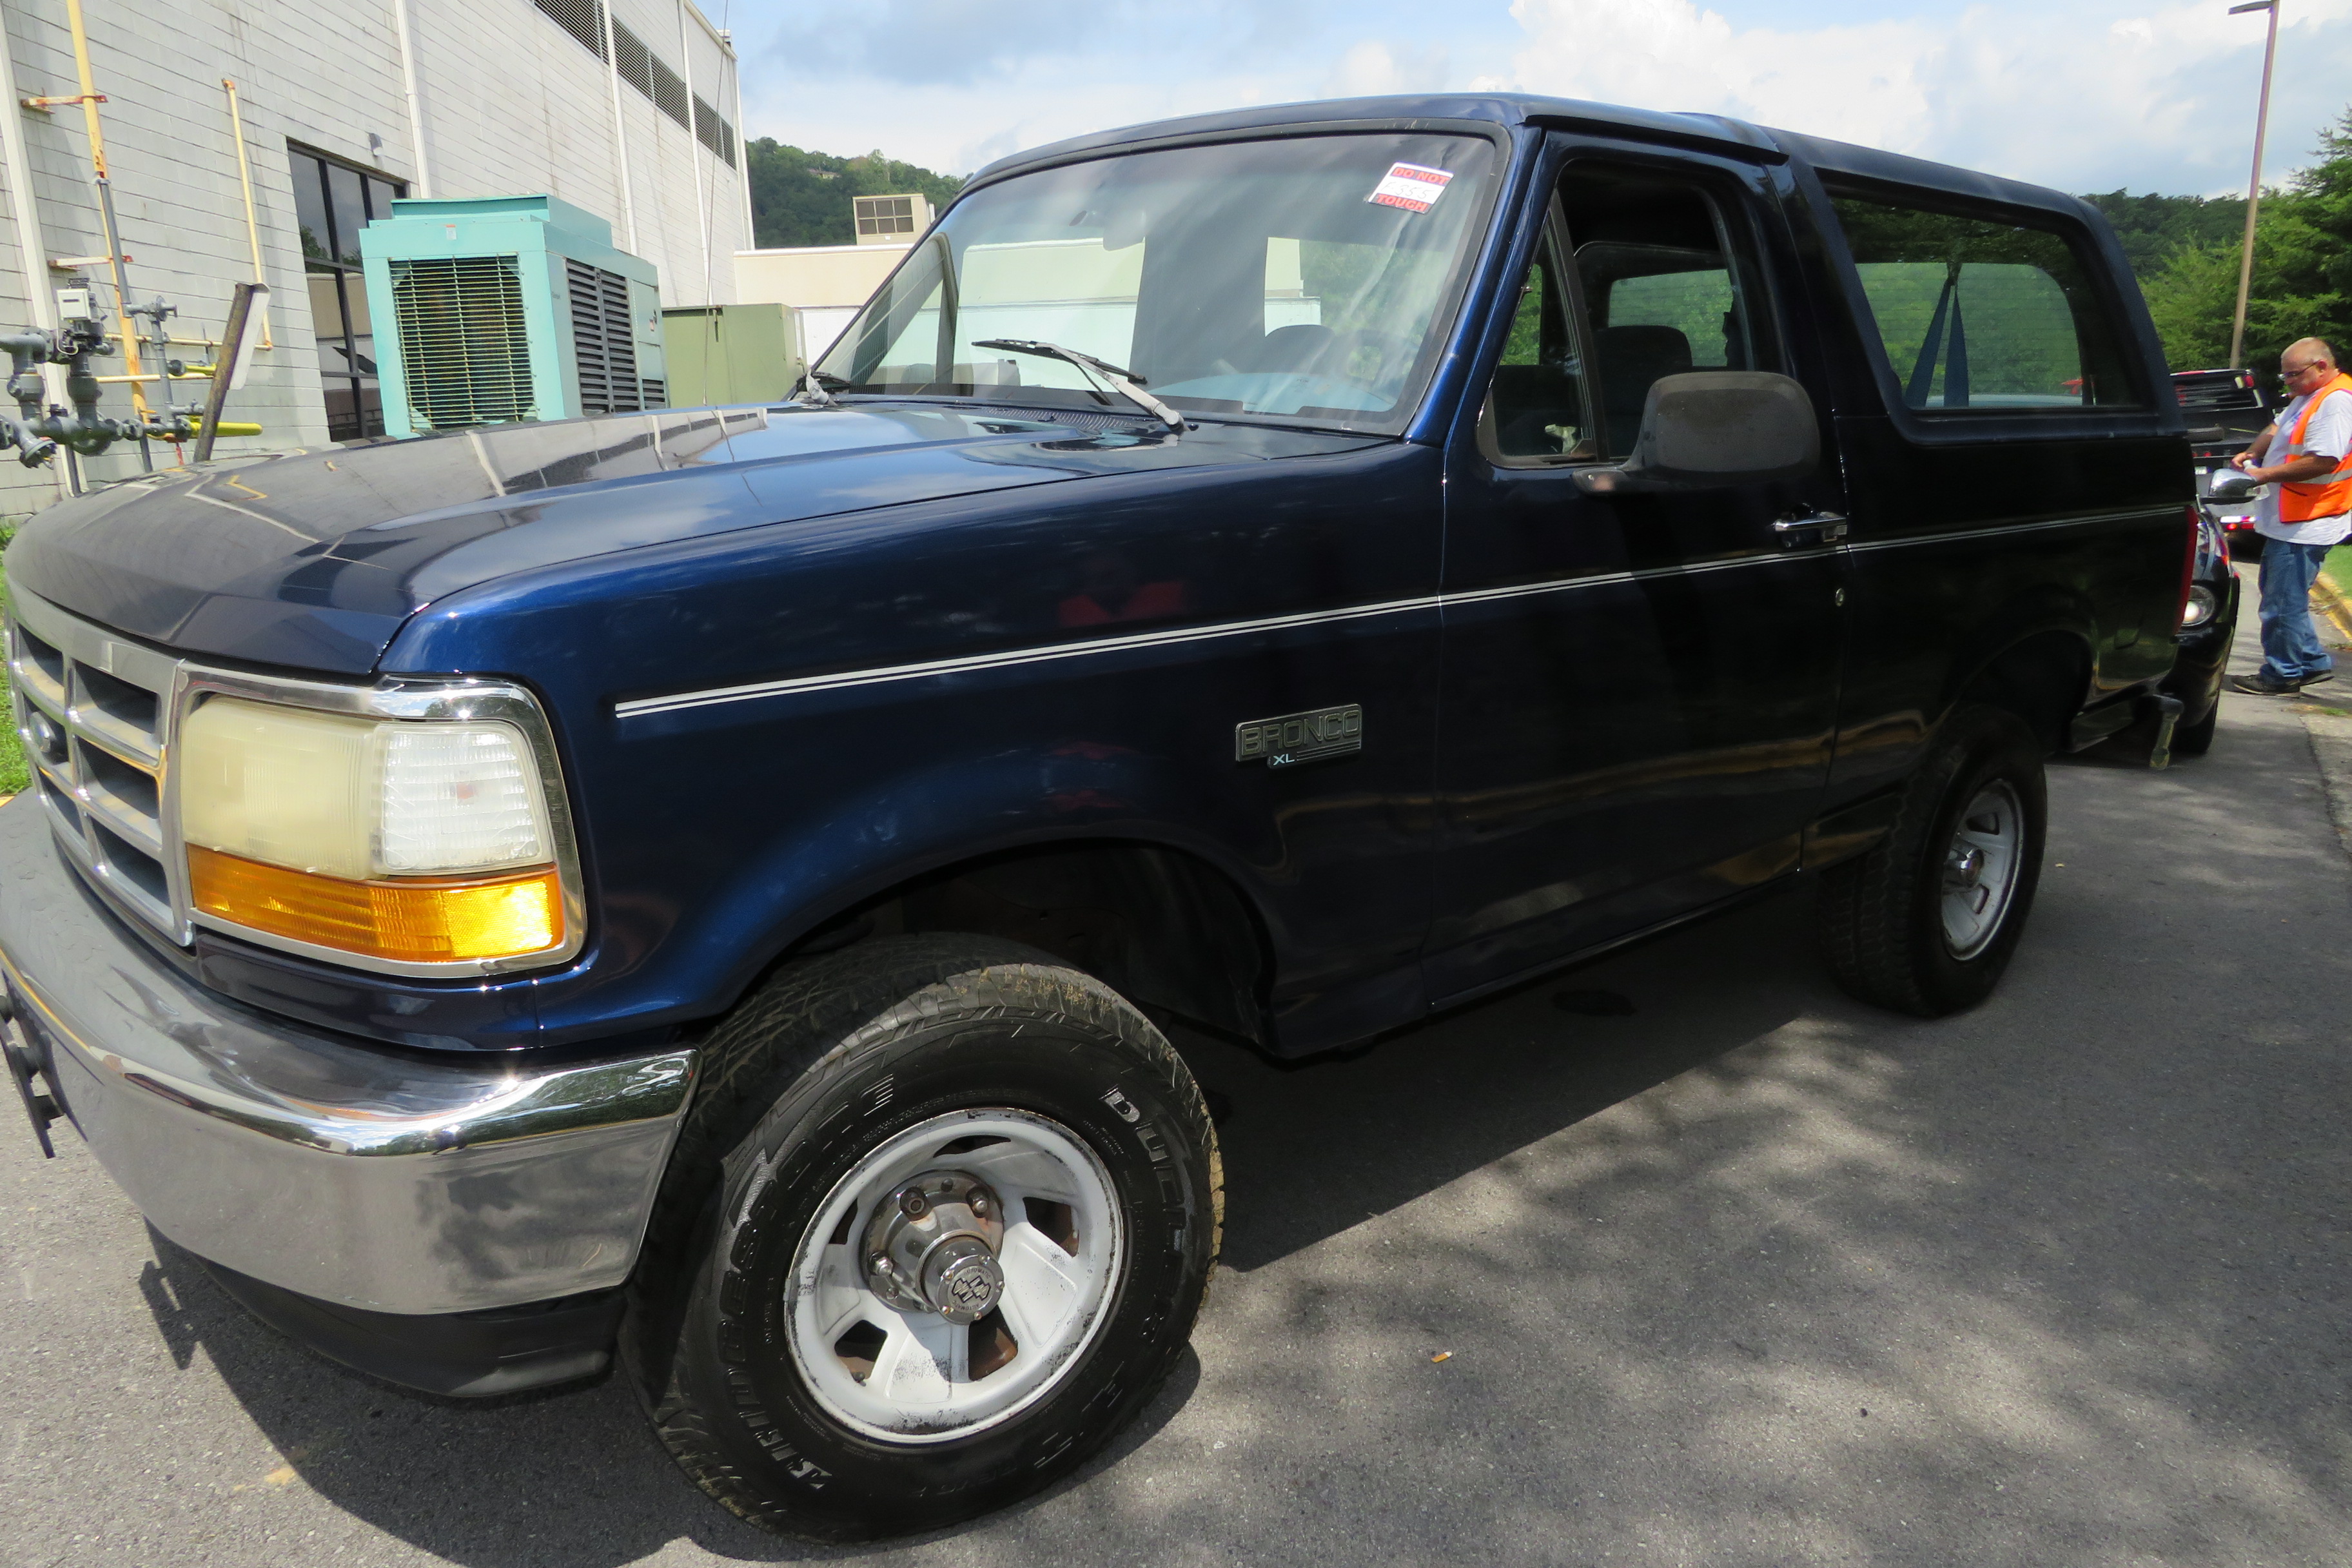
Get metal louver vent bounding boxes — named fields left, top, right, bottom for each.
left=692, top=95, right=736, bottom=166
left=567, top=259, right=640, bottom=415
left=534, top=0, right=606, bottom=59
left=612, top=21, right=653, bottom=98
left=391, top=255, right=536, bottom=429
left=640, top=378, right=667, bottom=408
left=651, top=59, right=690, bottom=128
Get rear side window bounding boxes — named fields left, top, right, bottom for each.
left=1829, top=191, right=2141, bottom=412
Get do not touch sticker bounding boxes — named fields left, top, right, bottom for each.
left=1367, top=162, right=1454, bottom=213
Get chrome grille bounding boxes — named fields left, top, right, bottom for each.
left=5, top=589, right=184, bottom=940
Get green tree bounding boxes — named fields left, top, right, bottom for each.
left=745, top=141, right=966, bottom=248
left=2080, top=190, right=2249, bottom=278
left=2135, top=109, right=2352, bottom=383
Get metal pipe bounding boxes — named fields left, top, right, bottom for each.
left=0, top=7, right=77, bottom=496
left=601, top=0, right=638, bottom=252
left=389, top=0, right=432, bottom=195
left=2229, top=0, right=2282, bottom=371
left=61, top=0, right=154, bottom=468
left=194, top=282, right=259, bottom=462
left=679, top=0, right=709, bottom=302
left=731, top=34, right=752, bottom=289
left=220, top=80, right=273, bottom=348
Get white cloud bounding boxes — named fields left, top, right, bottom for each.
left=1322, top=39, right=1452, bottom=99
left=734, top=0, right=2352, bottom=197
left=1499, top=0, right=2352, bottom=193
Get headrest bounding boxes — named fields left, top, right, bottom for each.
left=1596, top=324, right=1693, bottom=378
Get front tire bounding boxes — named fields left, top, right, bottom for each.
left=1818, top=705, right=2048, bottom=1016
left=624, top=936, right=1220, bottom=1540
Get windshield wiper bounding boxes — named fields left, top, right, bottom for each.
left=971, top=339, right=1188, bottom=435
left=794, top=369, right=848, bottom=407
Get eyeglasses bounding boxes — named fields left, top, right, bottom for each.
left=2284, top=361, right=2329, bottom=381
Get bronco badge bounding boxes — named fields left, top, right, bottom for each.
left=1235, top=704, right=1364, bottom=769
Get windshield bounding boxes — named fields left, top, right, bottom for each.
left=816, top=132, right=1500, bottom=431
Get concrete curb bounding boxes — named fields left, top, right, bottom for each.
left=2315, top=570, right=2352, bottom=645
left=2304, top=710, right=2352, bottom=859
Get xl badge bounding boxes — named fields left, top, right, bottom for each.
left=1235, top=704, right=1363, bottom=769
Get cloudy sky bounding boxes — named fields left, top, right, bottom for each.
left=720, top=0, right=2352, bottom=195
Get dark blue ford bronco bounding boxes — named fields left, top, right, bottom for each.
left=0, top=95, right=2194, bottom=1537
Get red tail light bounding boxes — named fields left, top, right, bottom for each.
left=2176, top=503, right=2200, bottom=632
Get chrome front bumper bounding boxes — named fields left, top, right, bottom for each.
left=0, top=796, right=696, bottom=1315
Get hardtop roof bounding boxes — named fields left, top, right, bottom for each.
left=967, top=94, right=2093, bottom=225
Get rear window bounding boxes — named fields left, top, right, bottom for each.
left=1829, top=191, right=2142, bottom=413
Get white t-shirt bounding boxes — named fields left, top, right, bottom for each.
left=2257, top=384, right=2352, bottom=544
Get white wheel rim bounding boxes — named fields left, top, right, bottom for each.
left=785, top=1108, right=1124, bottom=1444
left=1940, top=779, right=2024, bottom=959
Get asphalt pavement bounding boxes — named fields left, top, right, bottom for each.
left=3, top=598, right=2348, bottom=1567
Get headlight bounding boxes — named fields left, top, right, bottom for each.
left=178, top=694, right=569, bottom=966
left=2181, top=583, right=2219, bottom=629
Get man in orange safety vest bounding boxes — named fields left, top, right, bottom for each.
left=2230, top=337, right=2352, bottom=695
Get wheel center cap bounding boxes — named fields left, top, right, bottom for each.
left=861, top=1168, right=1008, bottom=1325
left=1946, top=845, right=1984, bottom=890
left=924, top=1237, right=1005, bottom=1324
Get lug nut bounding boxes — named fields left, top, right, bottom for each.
left=868, top=1253, right=892, bottom=1274
left=900, top=1190, right=930, bottom=1219
left=969, top=1193, right=989, bottom=1217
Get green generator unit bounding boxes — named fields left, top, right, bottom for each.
left=661, top=304, right=805, bottom=407
left=360, top=195, right=666, bottom=436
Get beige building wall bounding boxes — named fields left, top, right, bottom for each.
left=0, top=0, right=750, bottom=521
left=732, top=242, right=911, bottom=363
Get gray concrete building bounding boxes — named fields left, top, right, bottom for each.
left=0, top=0, right=751, bottom=518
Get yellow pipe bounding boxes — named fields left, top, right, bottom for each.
left=220, top=80, right=273, bottom=349
left=61, top=0, right=151, bottom=422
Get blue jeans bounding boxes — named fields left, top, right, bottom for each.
left=2258, top=536, right=2338, bottom=681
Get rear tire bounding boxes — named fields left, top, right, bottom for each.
left=1818, top=705, right=2047, bottom=1017
left=623, top=935, right=1221, bottom=1540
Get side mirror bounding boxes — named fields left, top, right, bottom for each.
left=2206, top=467, right=2259, bottom=502
left=1574, top=371, right=1820, bottom=495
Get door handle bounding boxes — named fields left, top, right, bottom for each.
left=1773, top=511, right=1849, bottom=543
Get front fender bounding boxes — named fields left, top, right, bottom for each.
left=635, top=741, right=1286, bottom=1029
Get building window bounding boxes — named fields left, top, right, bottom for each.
left=291, top=146, right=404, bottom=440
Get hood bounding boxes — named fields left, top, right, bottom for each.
left=5, top=404, right=1375, bottom=674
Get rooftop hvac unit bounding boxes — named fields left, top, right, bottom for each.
left=358, top=195, right=667, bottom=436
left=853, top=193, right=933, bottom=245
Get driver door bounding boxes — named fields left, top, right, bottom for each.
left=1425, top=144, right=1848, bottom=1003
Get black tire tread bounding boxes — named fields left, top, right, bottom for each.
left=1818, top=705, right=2043, bottom=1017
left=622, top=934, right=1220, bottom=1538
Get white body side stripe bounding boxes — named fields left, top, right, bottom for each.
left=614, top=507, right=2171, bottom=720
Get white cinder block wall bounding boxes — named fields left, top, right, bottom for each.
left=0, top=0, right=750, bottom=522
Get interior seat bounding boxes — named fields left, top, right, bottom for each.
left=1595, top=324, right=1692, bottom=453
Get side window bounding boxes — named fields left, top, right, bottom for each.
left=1828, top=191, right=2141, bottom=411
left=1483, top=212, right=1597, bottom=463
left=1558, top=165, right=1778, bottom=458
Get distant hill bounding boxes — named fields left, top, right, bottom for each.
left=738, top=146, right=2292, bottom=378
left=2079, top=190, right=2250, bottom=279
left=745, top=141, right=966, bottom=249
left=743, top=144, right=2243, bottom=275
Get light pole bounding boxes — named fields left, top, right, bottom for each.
left=2228, top=0, right=2281, bottom=370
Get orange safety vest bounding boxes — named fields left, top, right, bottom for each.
left=2281, top=371, right=2352, bottom=521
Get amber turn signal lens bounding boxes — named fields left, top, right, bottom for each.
left=189, top=846, right=565, bottom=963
